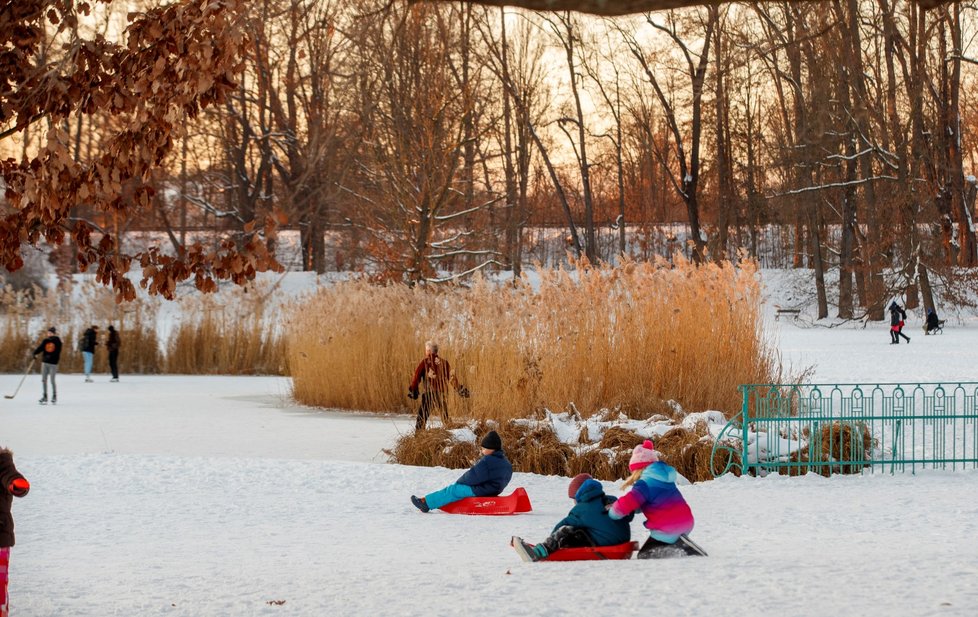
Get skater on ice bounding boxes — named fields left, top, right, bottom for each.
left=608, top=440, right=704, bottom=558
left=106, top=325, right=121, bottom=382
left=408, top=341, right=469, bottom=431
left=411, top=430, right=511, bottom=513
left=80, top=325, right=99, bottom=382
left=1, top=447, right=30, bottom=617
left=32, top=326, right=62, bottom=405
left=512, top=472, right=633, bottom=562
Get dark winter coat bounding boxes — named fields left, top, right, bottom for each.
left=552, top=478, right=634, bottom=546
left=107, top=329, right=121, bottom=352
left=0, top=448, right=29, bottom=548
left=889, top=303, right=906, bottom=327
left=81, top=328, right=98, bottom=353
left=926, top=309, right=940, bottom=330
left=456, top=450, right=513, bottom=497
left=33, top=335, right=62, bottom=365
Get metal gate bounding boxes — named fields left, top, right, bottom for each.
left=710, top=383, right=978, bottom=477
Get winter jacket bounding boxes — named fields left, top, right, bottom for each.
left=889, top=303, right=906, bottom=327
left=81, top=328, right=98, bottom=353
left=456, top=450, right=513, bottom=497
left=0, top=448, right=29, bottom=548
left=107, top=329, right=121, bottom=352
left=33, top=335, right=62, bottom=365
left=552, top=478, right=633, bottom=546
left=609, top=461, right=694, bottom=544
left=409, top=354, right=460, bottom=396
left=926, top=310, right=940, bottom=330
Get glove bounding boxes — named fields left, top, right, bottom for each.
left=408, top=389, right=419, bottom=400
left=457, top=386, right=470, bottom=398
left=9, top=477, right=29, bottom=497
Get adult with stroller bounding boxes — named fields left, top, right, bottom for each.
left=924, top=308, right=943, bottom=335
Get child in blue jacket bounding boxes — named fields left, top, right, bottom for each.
left=411, top=431, right=513, bottom=512
left=511, top=473, right=633, bottom=561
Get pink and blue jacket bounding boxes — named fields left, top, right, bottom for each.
left=608, top=461, right=693, bottom=543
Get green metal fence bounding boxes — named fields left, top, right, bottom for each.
left=710, top=383, right=978, bottom=477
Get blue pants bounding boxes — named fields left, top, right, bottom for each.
left=83, top=351, right=94, bottom=377
left=424, top=483, right=476, bottom=510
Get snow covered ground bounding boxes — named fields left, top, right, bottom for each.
left=3, top=276, right=978, bottom=616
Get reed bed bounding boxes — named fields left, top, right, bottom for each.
left=288, top=256, right=782, bottom=421
left=0, top=278, right=285, bottom=376
left=388, top=417, right=733, bottom=483
left=162, top=282, right=287, bottom=375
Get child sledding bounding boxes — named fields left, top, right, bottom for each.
left=610, top=440, right=706, bottom=558
left=511, top=472, right=634, bottom=562
left=511, top=440, right=706, bottom=562
left=411, top=431, right=515, bottom=513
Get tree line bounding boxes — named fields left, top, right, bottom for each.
left=3, top=1, right=977, bottom=319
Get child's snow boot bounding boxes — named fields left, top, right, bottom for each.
left=410, top=495, right=430, bottom=513
left=511, top=537, right=545, bottom=562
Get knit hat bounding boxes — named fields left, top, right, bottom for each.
left=480, top=430, right=502, bottom=451
left=629, top=440, right=659, bottom=471
left=568, top=473, right=592, bottom=499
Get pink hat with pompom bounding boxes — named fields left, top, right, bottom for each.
left=629, top=440, right=659, bottom=471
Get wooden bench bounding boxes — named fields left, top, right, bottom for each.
left=775, top=307, right=801, bottom=321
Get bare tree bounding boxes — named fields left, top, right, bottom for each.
left=619, top=8, right=718, bottom=263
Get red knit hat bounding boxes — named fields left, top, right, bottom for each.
left=567, top=473, right=592, bottom=499
left=629, top=440, right=659, bottom=471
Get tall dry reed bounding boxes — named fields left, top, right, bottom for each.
left=164, top=286, right=286, bottom=375
left=288, top=256, right=783, bottom=421
left=0, top=277, right=282, bottom=376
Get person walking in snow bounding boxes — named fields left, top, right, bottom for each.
left=608, top=440, right=702, bottom=559
left=410, top=430, right=512, bottom=513
left=32, top=327, right=62, bottom=404
left=81, top=325, right=99, bottom=382
left=512, top=473, right=633, bottom=562
left=889, top=301, right=910, bottom=344
left=924, top=308, right=942, bottom=335
left=106, top=325, right=121, bottom=382
left=408, top=341, right=469, bottom=431
left=1, top=446, right=30, bottom=617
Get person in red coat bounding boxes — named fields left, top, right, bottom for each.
left=1, top=447, right=30, bottom=617
left=408, top=341, right=469, bottom=431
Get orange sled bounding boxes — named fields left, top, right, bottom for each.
left=542, top=541, right=639, bottom=561
left=439, top=487, right=533, bottom=515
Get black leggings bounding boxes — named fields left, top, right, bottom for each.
left=415, top=391, right=449, bottom=430
left=538, top=526, right=595, bottom=554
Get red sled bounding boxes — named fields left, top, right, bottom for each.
left=543, top=541, right=639, bottom=561
left=439, top=487, right=533, bottom=515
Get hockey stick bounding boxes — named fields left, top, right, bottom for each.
left=5, top=356, right=37, bottom=399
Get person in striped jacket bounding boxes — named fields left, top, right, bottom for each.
left=609, top=440, right=701, bottom=558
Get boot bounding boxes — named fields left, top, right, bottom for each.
left=410, top=495, right=430, bottom=513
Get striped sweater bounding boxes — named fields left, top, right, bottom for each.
left=609, top=461, right=694, bottom=543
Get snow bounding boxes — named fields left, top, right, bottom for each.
left=3, top=272, right=978, bottom=616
